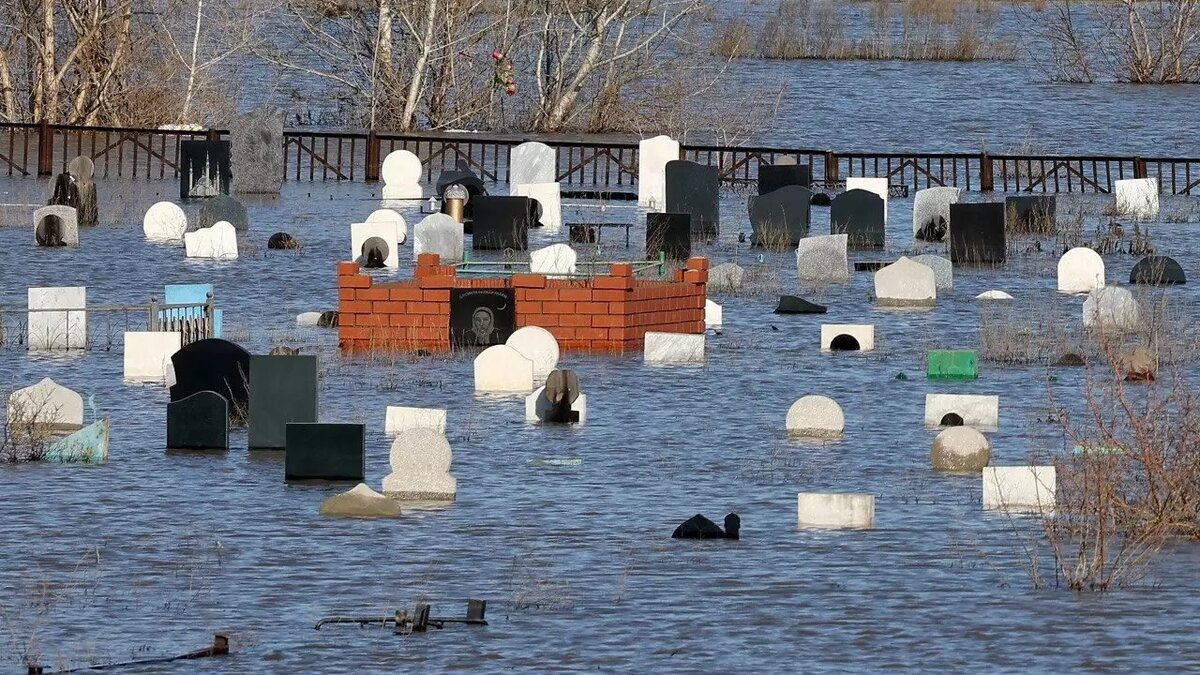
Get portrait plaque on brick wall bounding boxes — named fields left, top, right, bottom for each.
left=450, top=288, right=516, bottom=347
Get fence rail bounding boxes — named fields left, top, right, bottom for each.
left=0, top=298, right=214, bottom=350
left=2, top=122, right=1198, bottom=195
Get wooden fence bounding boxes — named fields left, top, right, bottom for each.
left=1, top=121, right=1197, bottom=195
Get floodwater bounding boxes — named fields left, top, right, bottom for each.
left=3, top=170, right=1200, bottom=672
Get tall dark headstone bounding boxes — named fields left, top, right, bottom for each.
left=180, top=140, right=231, bottom=200
left=470, top=196, right=536, bottom=250
left=197, top=194, right=248, bottom=231
left=758, top=164, right=812, bottom=196
left=646, top=213, right=691, bottom=261
left=166, top=390, right=229, bottom=450
left=749, top=185, right=811, bottom=246
left=67, top=156, right=98, bottom=227
left=284, top=423, right=364, bottom=481
left=48, top=172, right=79, bottom=208
left=450, top=288, right=516, bottom=347
left=169, top=338, right=251, bottom=423
left=248, top=355, right=318, bottom=450
left=665, top=160, right=720, bottom=240
left=1130, top=255, right=1186, bottom=285
left=830, top=189, right=885, bottom=248
left=949, top=203, right=1006, bottom=264
left=1005, top=195, right=1056, bottom=234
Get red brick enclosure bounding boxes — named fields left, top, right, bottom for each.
left=337, top=254, right=709, bottom=353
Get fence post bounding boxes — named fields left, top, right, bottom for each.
left=980, top=152, right=994, bottom=192
left=37, top=120, right=53, bottom=176
left=204, top=293, right=215, bottom=339
left=205, top=128, right=219, bottom=142
left=365, top=130, right=381, bottom=182
left=824, top=152, right=839, bottom=185
left=1133, top=157, right=1147, bottom=179
left=149, top=298, right=160, bottom=332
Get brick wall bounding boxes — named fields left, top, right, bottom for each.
left=337, top=255, right=708, bottom=353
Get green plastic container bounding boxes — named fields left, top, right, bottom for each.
left=927, top=349, right=978, bottom=380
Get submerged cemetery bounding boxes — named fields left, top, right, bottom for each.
left=3, top=111, right=1200, bottom=669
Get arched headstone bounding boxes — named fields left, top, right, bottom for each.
left=758, top=163, right=811, bottom=195
left=845, top=176, right=888, bottom=224
left=143, top=202, right=187, bottom=240
left=169, top=338, right=251, bottom=423
left=166, top=390, right=228, bottom=450
left=1083, top=287, right=1139, bottom=331
left=830, top=189, right=884, bottom=248
left=1057, top=247, right=1105, bottom=293
left=382, top=428, right=457, bottom=500
left=184, top=221, right=238, bottom=259
left=874, top=257, right=936, bottom=307
left=976, top=290, right=1013, bottom=300
left=1130, top=255, right=1185, bottom=285
left=749, top=185, right=811, bottom=246
left=474, top=345, right=535, bottom=393
left=509, top=142, right=556, bottom=188
left=637, top=135, right=680, bottom=209
left=932, top=426, right=990, bottom=473
left=350, top=222, right=399, bottom=268
left=413, top=213, right=464, bottom=262
left=911, top=254, right=953, bottom=290
left=381, top=149, right=423, bottom=199
left=796, top=234, right=849, bottom=284
left=366, top=208, right=408, bottom=245
left=912, top=186, right=959, bottom=241
left=709, top=262, right=746, bottom=291
left=33, top=205, right=78, bottom=246
left=506, top=326, right=560, bottom=381
left=785, top=395, right=844, bottom=438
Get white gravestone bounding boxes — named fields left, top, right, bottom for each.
left=846, top=176, right=889, bottom=225
left=525, top=386, right=588, bottom=423
left=184, top=221, right=238, bottom=259
left=1083, top=287, right=1139, bottom=331
left=513, top=182, right=563, bottom=231
left=796, top=234, right=850, bottom=284
left=705, top=299, right=723, bottom=328
left=385, top=406, right=447, bottom=436
left=911, top=254, right=953, bottom=290
left=143, top=202, right=188, bottom=240
left=6, top=378, right=84, bottom=430
left=380, top=150, right=423, bottom=200
left=34, top=205, right=79, bottom=246
left=976, top=290, right=1013, bottom=301
left=644, top=332, right=705, bottom=364
left=413, top=213, right=464, bottom=262
left=510, top=142, right=556, bottom=188
left=28, top=286, right=87, bottom=351
left=820, top=324, right=874, bottom=352
left=382, top=428, right=457, bottom=500
left=638, top=135, right=680, bottom=209
left=1113, top=178, right=1159, bottom=219
left=912, top=186, right=959, bottom=239
left=1057, top=247, right=1105, bottom=293
left=874, top=257, right=936, bottom=307
left=983, top=466, right=1056, bottom=511
left=528, top=243, right=576, bottom=277
left=785, top=395, right=844, bottom=438
left=296, top=312, right=322, bottom=326
left=474, top=345, right=535, bottom=393
left=350, top=221, right=400, bottom=268
left=797, top=493, right=875, bottom=529
left=122, top=331, right=182, bottom=381
left=505, top=326, right=560, bottom=382
left=925, top=394, right=999, bottom=429
left=366, top=208, right=408, bottom=245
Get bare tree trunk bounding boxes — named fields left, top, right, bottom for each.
left=181, top=0, right=204, bottom=123
left=38, top=0, right=56, bottom=121
left=399, top=0, right=437, bottom=130
left=0, top=51, right=15, bottom=121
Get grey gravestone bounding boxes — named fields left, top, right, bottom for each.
left=67, top=156, right=98, bottom=227
left=646, top=212, right=691, bottom=261
left=1005, top=195, right=1056, bottom=234
left=470, top=196, right=536, bottom=250
left=34, top=205, right=79, bottom=246
left=665, top=160, right=719, bottom=240
left=284, top=423, right=364, bottom=481
left=759, top=164, right=811, bottom=195
left=708, top=262, right=746, bottom=291
left=197, top=194, right=248, bottom=231
left=231, top=106, right=284, bottom=194
left=451, top=289, right=515, bottom=347
left=913, top=186, right=959, bottom=241
left=830, top=189, right=884, bottom=248
left=1130, top=255, right=1186, bottom=285
left=180, top=140, right=231, bottom=200
left=775, top=295, right=827, bottom=314
left=248, top=355, right=318, bottom=450
left=749, top=186, right=811, bottom=246
left=911, top=254, right=953, bottom=290
left=796, top=234, right=849, bottom=283
left=950, top=203, right=1006, bottom=264
left=169, top=338, right=251, bottom=423
left=166, top=390, right=229, bottom=450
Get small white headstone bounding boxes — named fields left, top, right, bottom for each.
left=33, top=205, right=80, bottom=245
left=474, top=345, right=535, bottom=393
left=976, top=290, right=1013, bottom=301
left=122, top=331, right=182, bottom=381
left=525, top=387, right=588, bottom=423
left=413, top=213, right=464, bottom=262
left=912, top=186, right=959, bottom=239
left=874, top=257, right=936, bottom=307
left=846, top=176, right=889, bottom=225
left=797, top=493, right=875, bottom=529
left=381, top=428, right=457, bottom=500
left=925, top=393, right=999, bottom=429
left=505, top=326, right=560, bottom=381
left=1057, top=247, right=1105, bottom=293
left=644, top=332, right=705, bottom=363
left=785, top=395, right=844, bottom=438
left=28, top=286, right=87, bottom=351
left=931, top=426, right=991, bottom=473
left=796, top=234, right=849, bottom=284
left=510, top=142, right=556, bottom=187
left=350, top=221, right=400, bottom=268
left=528, top=243, right=576, bottom=277
left=512, top=182, right=563, bottom=231
left=1113, top=178, right=1159, bottom=219
left=6, top=378, right=84, bottom=430
left=1083, top=287, right=1139, bottom=331
left=820, top=324, right=874, bottom=351
left=184, top=221, right=238, bottom=259
left=143, top=202, right=188, bottom=240
left=911, top=254, right=953, bottom=290
left=380, top=150, right=423, bottom=199
left=385, top=406, right=447, bottom=436
left=296, top=312, right=322, bottom=326
left=365, top=208, right=408, bottom=245
left=638, top=135, right=680, bottom=209
left=705, top=299, right=723, bottom=328
left=983, top=466, right=1056, bottom=512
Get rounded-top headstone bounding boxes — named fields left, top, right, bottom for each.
left=198, top=194, right=248, bottom=231
left=68, top=155, right=95, bottom=183
left=366, top=208, right=408, bottom=245
left=544, top=369, right=581, bottom=405
left=931, top=426, right=990, bottom=473
left=267, top=232, right=300, bottom=249
left=505, top=326, right=560, bottom=381
left=976, top=290, right=1013, bottom=301
left=708, top=262, right=746, bottom=292
left=143, top=201, right=188, bottom=240
left=382, top=428, right=457, bottom=500
left=381, top=150, right=423, bottom=186
left=785, top=395, right=844, bottom=438
left=874, top=256, right=936, bottom=307
left=1057, top=247, right=1105, bottom=293
left=1129, top=255, right=1185, bottom=285
left=911, top=254, right=953, bottom=290
left=1083, top=286, right=1139, bottom=331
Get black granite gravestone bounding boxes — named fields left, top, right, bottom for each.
left=249, top=355, right=318, bottom=450
left=1005, top=195, right=1057, bottom=234
left=317, top=311, right=339, bottom=328
left=1130, top=255, right=1186, bottom=285
left=853, top=261, right=893, bottom=272
left=949, top=203, right=1006, bottom=264
left=672, top=513, right=740, bottom=539
left=359, top=236, right=389, bottom=268
left=470, top=196, right=536, bottom=250
left=450, top=288, right=516, bottom=347
left=169, top=338, right=251, bottom=424
left=197, top=194, right=248, bottom=231
left=48, top=173, right=79, bottom=208
left=830, top=189, right=885, bottom=248
left=180, top=140, right=231, bottom=200
left=284, top=423, right=364, bottom=481
left=749, top=186, right=811, bottom=246
left=646, top=212, right=691, bottom=260
left=665, top=160, right=719, bottom=240
left=267, top=232, right=300, bottom=249
left=166, top=390, right=229, bottom=450
left=774, top=295, right=827, bottom=314
left=35, top=214, right=65, bottom=247
left=759, top=164, right=812, bottom=196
